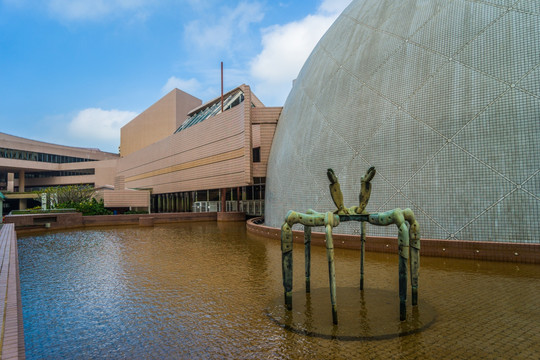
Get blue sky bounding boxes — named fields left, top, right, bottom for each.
left=0, top=0, right=352, bottom=153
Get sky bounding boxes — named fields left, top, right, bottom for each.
left=0, top=0, right=352, bottom=153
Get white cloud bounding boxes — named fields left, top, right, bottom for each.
left=184, top=1, right=264, bottom=53
left=249, top=0, right=352, bottom=105
left=161, top=76, right=202, bottom=95
left=68, top=108, right=138, bottom=142
left=318, top=0, right=353, bottom=15
left=47, top=0, right=148, bottom=20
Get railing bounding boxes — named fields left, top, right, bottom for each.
left=192, top=200, right=264, bottom=216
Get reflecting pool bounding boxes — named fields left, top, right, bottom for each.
left=18, top=222, right=540, bottom=359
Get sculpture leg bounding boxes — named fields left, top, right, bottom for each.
left=325, top=224, right=338, bottom=325
left=304, top=226, right=311, bottom=293
left=404, top=208, right=420, bottom=306
left=410, top=244, right=419, bottom=306
left=360, top=221, right=366, bottom=291
left=281, top=222, right=294, bottom=310
left=397, top=222, right=410, bottom=321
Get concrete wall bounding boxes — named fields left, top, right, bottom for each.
left=117, top=85, right=271, bottom=195
left=252, top=107, right=281, bottom=178
left=101, top=189, right=150, bottom=208
left=120, top=89, right=202, bottom=157
left=118, top=104, right=246, bottom=194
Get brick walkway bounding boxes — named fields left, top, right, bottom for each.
left=0, top=224, right=25, bottom=359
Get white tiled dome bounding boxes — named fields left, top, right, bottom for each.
left=265, top=0, right=540, bottom=243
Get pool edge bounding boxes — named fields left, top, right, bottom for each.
left=0, top=223, right=25, bottom=359
left=246, top=218, right=540, bottom=264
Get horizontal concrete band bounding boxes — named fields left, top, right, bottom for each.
left=124, top=148, right=244, bottom=182
left=246, top=218, right=540, bottom=264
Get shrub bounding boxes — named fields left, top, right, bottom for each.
left=58, top=199, right=113, bottom=216
left=124, top=210, right=148, bottom=214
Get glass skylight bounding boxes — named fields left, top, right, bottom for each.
left=174, top=90, right=245, bottom=134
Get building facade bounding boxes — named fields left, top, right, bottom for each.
left=0, top=84, right=281, bottom=216
left=0, top=132, right=119, bottom=211
left=117, top=84, right=282, bottom=215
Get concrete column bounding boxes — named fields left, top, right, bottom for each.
left=18, top=171, right=27, bottom=210
left=18, top=171, right=25, bottom=192
left=221, top=188, right=226, bottom=212
left=236, top=187, right=240, bottom=212
left=7, top=173, right=14, bottom=192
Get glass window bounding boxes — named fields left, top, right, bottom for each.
left=209, top=189, right=220, bottom=201
left=174, top=90, right=244, bottom=133
left=196, top=190, right=208, bottom=202
left=252, top=147, right=261, bottom=163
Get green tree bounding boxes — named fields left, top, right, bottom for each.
left=38, top=185, right=95, bottom=206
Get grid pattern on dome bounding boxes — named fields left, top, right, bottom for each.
left=265, top=0, right=540, bottom=243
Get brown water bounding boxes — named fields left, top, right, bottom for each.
left=18, top=222, right=540, bottom=359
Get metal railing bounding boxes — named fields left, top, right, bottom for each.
left=192, top=200, right=264, bottom=216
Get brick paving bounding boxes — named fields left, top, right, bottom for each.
left=0, top=224, right=25, bottom=359
left=269, top=250, right=540, bottom=359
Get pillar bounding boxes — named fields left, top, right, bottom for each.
left=221, top=188, right=226, bottom=212
left=236, top=187, right=240, bottom=212
left=18, top=171, right=25, bottom=192
left=7, top=173, right=14, bottom=192
left=18, top=171, right=26, bottom=210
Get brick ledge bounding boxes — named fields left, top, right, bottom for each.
left=246, top=218, right=540, bottom=264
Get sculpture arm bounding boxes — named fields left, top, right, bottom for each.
left=356, top=166, right=376, bottom=214
left=327, top=168, right=346, bottom=214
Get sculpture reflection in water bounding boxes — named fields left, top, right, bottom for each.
left=281, top=167, right=420, bottom=323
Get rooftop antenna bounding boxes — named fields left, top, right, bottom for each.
left=221, top=62, right=224, bottom=113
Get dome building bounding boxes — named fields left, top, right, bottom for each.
left=265, top=0, right=540, bottom=244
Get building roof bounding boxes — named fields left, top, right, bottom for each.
left=174, top=88, right=245, bottom=134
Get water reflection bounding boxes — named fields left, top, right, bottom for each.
left=18, top=223, right=540, bottom=359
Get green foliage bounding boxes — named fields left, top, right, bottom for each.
left=124, top=210, right=148, bottom=214
left=58, top=199, right=113, bottom=216
left=38, top=185, right=95, bottom=205
left=11, top=209, right=75, bottom=215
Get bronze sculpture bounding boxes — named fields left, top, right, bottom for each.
left=281, top=167, right=420, bottom=323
